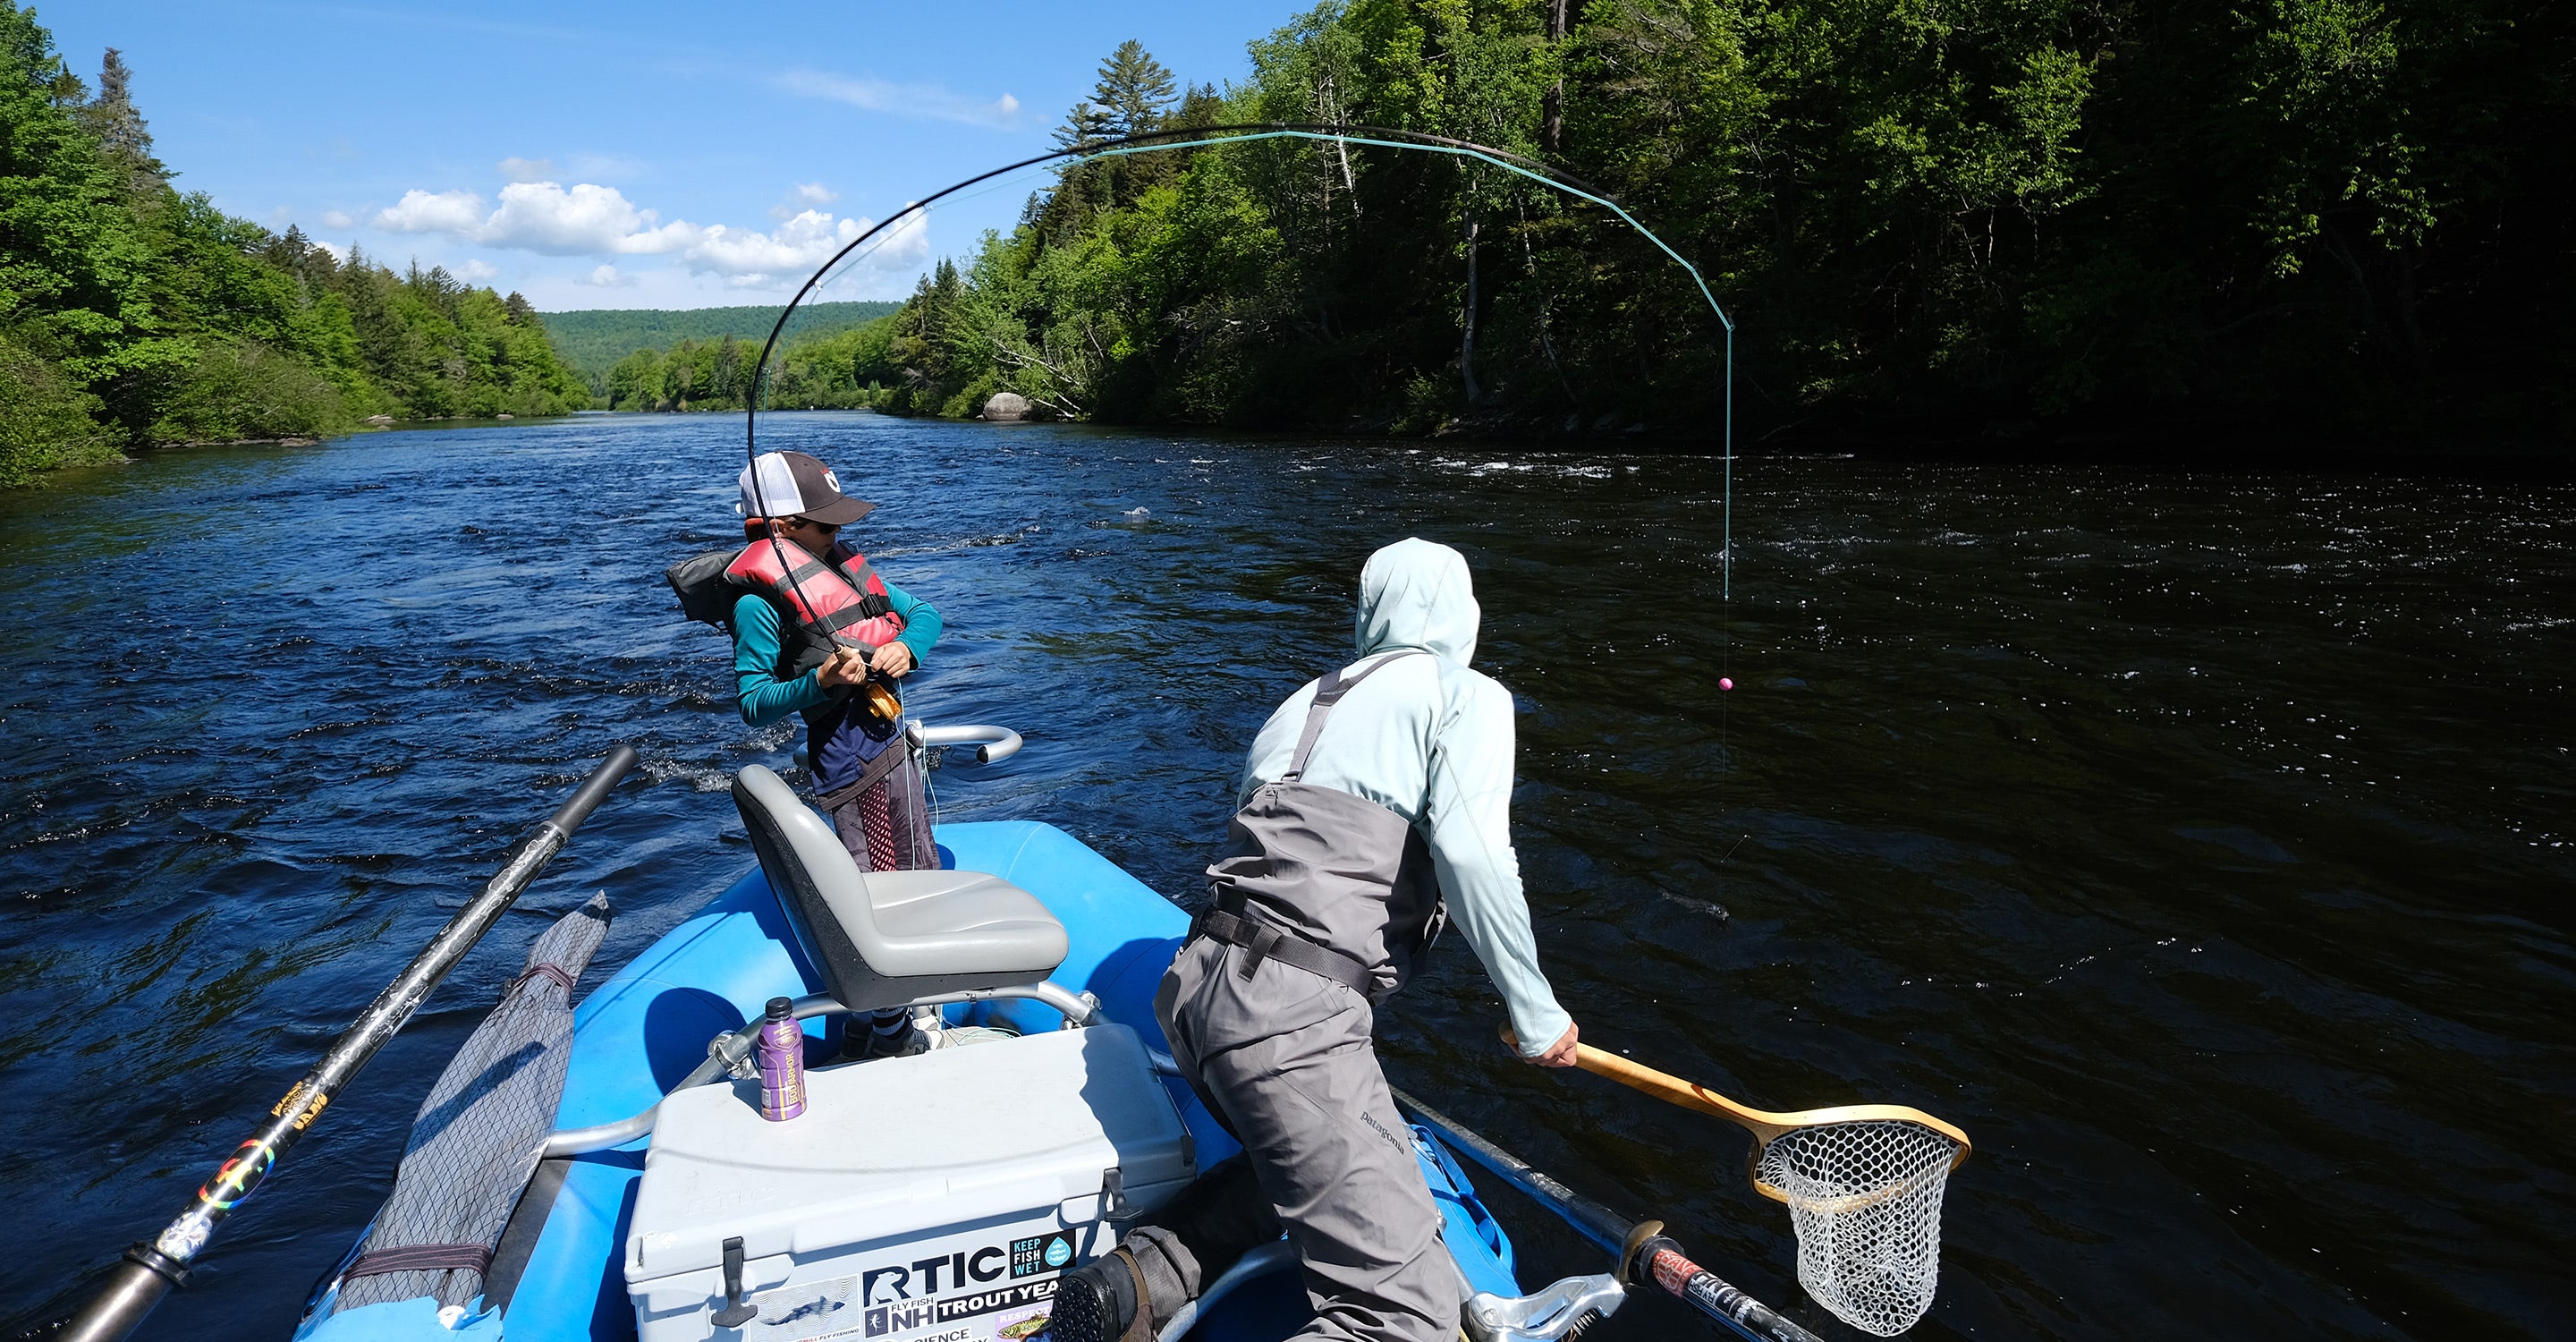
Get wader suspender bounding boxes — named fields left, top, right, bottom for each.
left=1194, top=650, right=1428, bottom=1000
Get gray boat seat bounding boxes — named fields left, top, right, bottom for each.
left=731, top=765, right=1067, bottom=1013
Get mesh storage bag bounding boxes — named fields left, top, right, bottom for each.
left=1755, top=1118, right=1959, bottom=1336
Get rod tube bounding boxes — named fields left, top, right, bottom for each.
left=1389, top=1086, right=1818, bottom=1342
left=59, top=746, right=640, bottom=1342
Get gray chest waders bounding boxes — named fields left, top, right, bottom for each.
left=1193, top=650, right=1449, bottom=1005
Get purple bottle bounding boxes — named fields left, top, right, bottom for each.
left=757, top=997, right=806, bottom=1121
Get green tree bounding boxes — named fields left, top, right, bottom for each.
left=1093, top=39, right=1179, bottom=139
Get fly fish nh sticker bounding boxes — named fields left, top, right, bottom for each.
left=862, top=1279, right=1059, bottom=1339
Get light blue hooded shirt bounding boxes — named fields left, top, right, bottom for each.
left=1233, top=538, right=1573, bottom=1057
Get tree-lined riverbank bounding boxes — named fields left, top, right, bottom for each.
left=847, top=6, right=2573, bottom=453
left=0, top=4, right=587, bottom=488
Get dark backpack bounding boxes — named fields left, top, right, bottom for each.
left=665, top=550, right=741, bottom=627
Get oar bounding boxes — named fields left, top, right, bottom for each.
left=1389, top=1084, right=1822, bottom=1342
left=60, top=746, right=642, bottom=1342
left=1504, top=1030, right=1971, bottom=1202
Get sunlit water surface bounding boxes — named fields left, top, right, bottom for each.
left=0, top=414, right=2567, bottom=1340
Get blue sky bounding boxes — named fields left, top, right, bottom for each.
left=40, top=0, right=1299, bottom=310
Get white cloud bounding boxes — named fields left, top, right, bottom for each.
left=679, top=209, right=864, bottom=285
left=458, top=259, right=499, bottom=281
left=310, top=238, right=346, bottom=260
left=498, top=157, right=556, bottom=183
left=775, top=70, right=1021, bottom=128
left=773, top=180, right=840, bottom=220
left=321, top=209, right=355, bottom=228
left=582, top=264, right=637, bottom=288
left=487, top=181, right=688, bottom=255
left=367, top=172, right=927, bottom=285
left=377, top=189, right=488, bottom=234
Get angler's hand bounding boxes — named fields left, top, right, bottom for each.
left=1521, top=1021, right=1580, bottom=1068
left=869, top=641, right=915, bottom=679
left=816, top=650, right=869, bottom=689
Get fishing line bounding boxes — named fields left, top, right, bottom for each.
left=742, top=122, right=1741, bottom=847
left=746, top=122, right=1737, bottom=605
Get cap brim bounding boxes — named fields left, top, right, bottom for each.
left=802, top=496, right=876, bottom=525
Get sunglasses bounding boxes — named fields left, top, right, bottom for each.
left=785, top=517, right=841, bottom=534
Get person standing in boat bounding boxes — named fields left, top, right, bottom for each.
left=1055, top=537, right=1580, bottom=1342
left=708, top=449, right=945, bottom=1056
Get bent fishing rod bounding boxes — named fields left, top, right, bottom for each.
left=1391, top=1085, right=1821, bottom=1342
left=735, top=118, right=1738, bottom=601
left=61, top=746, right=642, bottom=1342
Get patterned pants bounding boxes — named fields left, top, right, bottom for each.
left=826, top=747, right=936, bottom=872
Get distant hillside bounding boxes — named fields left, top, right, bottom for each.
left=540, top=302, right=901, bottom=378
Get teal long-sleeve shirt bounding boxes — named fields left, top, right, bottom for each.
left=731, top=582, right=942, bottom=727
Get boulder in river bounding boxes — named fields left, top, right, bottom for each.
left=982, top=392, right=1031, bottom=421
left=364, top=414, right=394, bottom=427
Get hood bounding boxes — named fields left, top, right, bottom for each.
left=1354, top=538, right=1480, bottom=666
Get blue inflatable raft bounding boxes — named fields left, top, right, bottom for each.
left=297, top=776, right=1534, bottom=1342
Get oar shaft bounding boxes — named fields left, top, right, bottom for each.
left=1389, top=1086, right=1819, bottom=1342
left=59, top=746, right=640, bottom=1342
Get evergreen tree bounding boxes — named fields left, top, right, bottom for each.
left=1052, top=98, right=1113, bottom=153
left=75, top=47, right=161, bottom=196
left=1091, top=40, right=1177, bottom=139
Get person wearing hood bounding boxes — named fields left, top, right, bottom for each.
left=1051, top=538, right=1579, bottom=1342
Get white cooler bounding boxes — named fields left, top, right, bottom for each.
left=625, top=1023, right=1198, bottom=1342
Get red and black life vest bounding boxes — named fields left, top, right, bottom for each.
left=723, top=538, right=905, bottom=674
left=665, top=538, right=906, bottom=712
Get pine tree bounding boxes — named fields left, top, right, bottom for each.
left=75, top=47, right=165, bottom=196
left=1091, top=40, right=1176, bottom=139
left=1052, top=98, right=1113, bottom=153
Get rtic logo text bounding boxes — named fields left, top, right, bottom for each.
left=859, top=1243, right=1019, bottom=1306
left=863, top=1280, right=1059, bottom=1338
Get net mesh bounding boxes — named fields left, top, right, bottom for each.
left=1756, top=1119, right=1959, bottom=1337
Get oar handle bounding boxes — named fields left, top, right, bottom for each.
left=58, top=746, right=641, bottom=1342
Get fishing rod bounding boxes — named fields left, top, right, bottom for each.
left=60, top=746, right=642, bottom=1342
left=737, top=118, right=1739, bottom=600
left=1390, top=1085, right=1820, bottom=1342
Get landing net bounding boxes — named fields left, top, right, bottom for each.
left=1755, top=1119, right=1960, bottom=1337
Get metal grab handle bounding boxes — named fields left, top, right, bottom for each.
left=910, top=722, right=1023, bottom=762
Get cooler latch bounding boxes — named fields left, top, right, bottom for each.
left=711, top=1236, right=756, bottom=1328
left=1101, top=1167, right=1141, bottom=1225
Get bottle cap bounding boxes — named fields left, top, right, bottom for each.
left=766, top=997, right=793, bottom=1022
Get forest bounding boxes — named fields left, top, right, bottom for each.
left=543, top=300, right=900, bottom=393
left=0, top=4, right=587, bottom=488
left=849, top=4, right=2571, bottom=452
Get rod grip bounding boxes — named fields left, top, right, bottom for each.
left=546, top=745, right=640, bottom=834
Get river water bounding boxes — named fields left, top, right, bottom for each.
left=0, top=413, right=2566, bottom=1340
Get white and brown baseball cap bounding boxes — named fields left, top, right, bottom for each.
left=737, top=450, right=876, bottom=524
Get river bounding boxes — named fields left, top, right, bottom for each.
left=0, top=412, right=2567, bottom=1340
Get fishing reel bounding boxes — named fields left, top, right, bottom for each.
left=826, top=643, right=906, bottom=739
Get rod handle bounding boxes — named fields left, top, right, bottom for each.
left=545, top=745, right=640, bottom=834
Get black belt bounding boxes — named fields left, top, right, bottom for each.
left=1192, top=904, right=1379, bottom=1000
